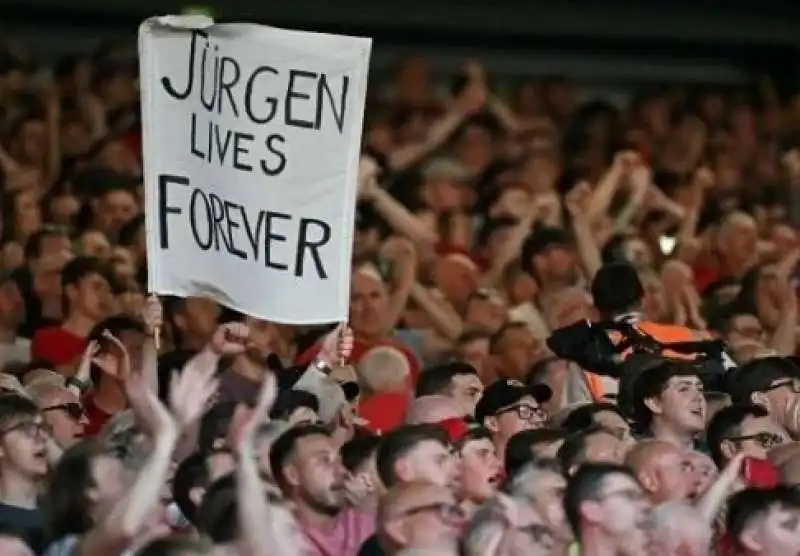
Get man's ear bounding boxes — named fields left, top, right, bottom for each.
left=750, top=391, right=771, bottom=412
left=637, top=470, right=656, bottom=494
left=188, top=486, right=205, bottom=508
left=643, top=396, right=663, bottom=416
left=283, top=463, right=302, bottom=489
left=720, top=439, right=738, bottom=462
left=394, top=458, right=412, bottom=484
left=739, top=528, right=763, bottom=553
left=580, top=500, right=603, bottom=526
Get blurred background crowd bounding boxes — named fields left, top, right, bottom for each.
left=0, top=1, right=800, bottom=555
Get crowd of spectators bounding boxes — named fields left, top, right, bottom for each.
left=1, top=31, right=800, bottom=556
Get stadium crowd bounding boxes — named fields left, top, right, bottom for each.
left=0, top=30, right=800, bottom=556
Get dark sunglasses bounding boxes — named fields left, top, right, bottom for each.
left=42, top=403, right=84, bottom=420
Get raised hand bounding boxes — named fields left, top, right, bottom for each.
left=141, top=295, right=163, bottom=337
left=168, top=363, right=219, bottom=430
left=93, top=330, right=131, bottom=380
left=566, top=181, right=592, bottom=218
left=357, top=156, right=380, bottom=200
left=74, top=340, right=100, bottom=383
left=318, top=324, right=355, bottom=367
left=209, top=322, right=249, bottom=356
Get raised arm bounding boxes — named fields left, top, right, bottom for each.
left=566, top=182, right=603, bottom=279
left=358, top=157, right=438, bottom=247
left=77, top=332, right=217, bottom=556
left=233, top=373, right=307, bottom=556
left=378, top=237, right=418, bottom=336
left=587, top=150, right=635, bottom=223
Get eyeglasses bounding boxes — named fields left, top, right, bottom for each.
left=42, top=403, right=84, bottom=420
left=398, top=502, right=465, bottom=521
left=726, top=432, right=785, bottom=450
left=497, top=403, right=547, bottom=422
left=1, top=421, right=52, bottom=439
left=765, top=379, right=800, bottom=394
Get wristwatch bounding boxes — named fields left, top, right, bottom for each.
left=313, top=359, right=333, bottom=375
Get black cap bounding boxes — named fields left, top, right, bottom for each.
left=475, top=379, right=552, bottom=424
left=269, top=390, right=319, bottom=420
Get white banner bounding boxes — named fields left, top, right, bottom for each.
left=139, top=16, right=371, bottom=324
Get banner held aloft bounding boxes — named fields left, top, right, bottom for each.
left=139, top=16, right=371, bottom=324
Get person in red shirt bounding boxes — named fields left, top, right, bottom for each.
left=80, top=315, right=147, bottom=436
left=296, top=261, right=421, bottom=432
left=31, top=256, right=113, bottom=374
left=693, top=211, right=759, bottom=294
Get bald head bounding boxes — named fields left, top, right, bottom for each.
left=626, top=440, right=692, bottom=503
left=405, top=395, right=462, bottom=425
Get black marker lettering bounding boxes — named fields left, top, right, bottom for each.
left=189, top=188, right=213, bottom=250
left=157, top=174, right=190, bottom=249
left=218, top=56, right=241, bottom=116
left=244, top=66, right=279, bottom=124
left=285, top=70, right=316, bottom=129
left=295, top=218, right=331, bottom=278
left=223, top=200, right=247, bottom=260
left=264, top=212, right=291, bottom=271
left=160, top=30, right=205, bottom=99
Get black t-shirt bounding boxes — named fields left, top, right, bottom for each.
left=0, top=502, right=46, bottom=554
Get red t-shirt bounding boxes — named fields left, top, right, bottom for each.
left=692, top=262, right=722, bottom=295
left=31, top=326, right=87, bottom=369
left=82, top=394, right=114, bottom=437
left=357, top=391, right=412, bottom=435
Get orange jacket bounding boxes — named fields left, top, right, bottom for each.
left=583, top=320, right=708, bottom=401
